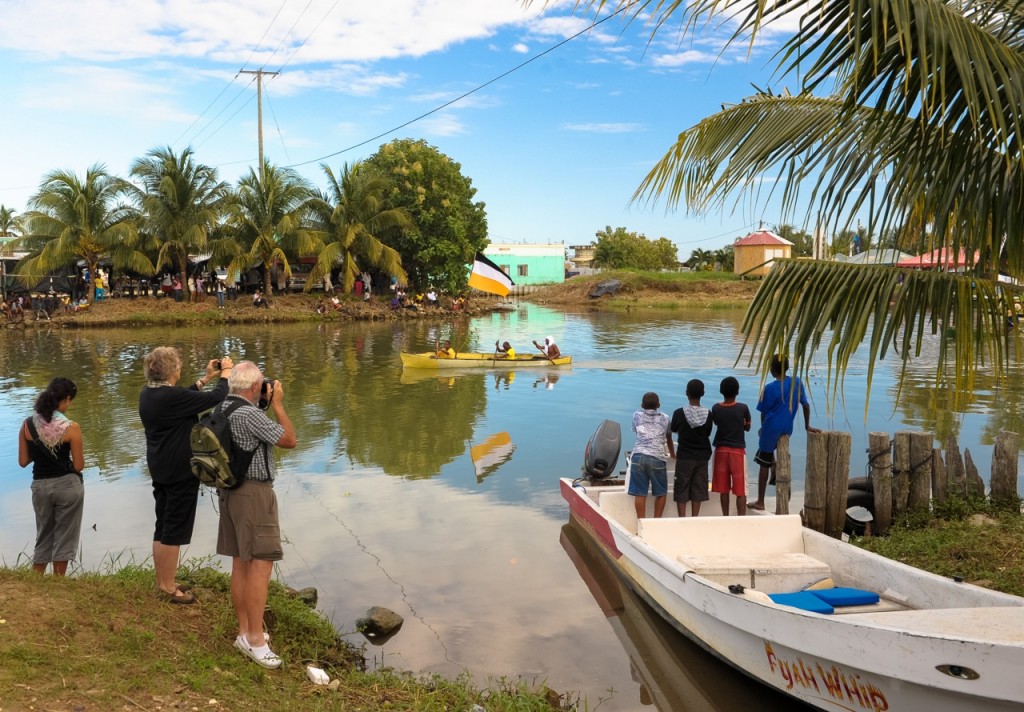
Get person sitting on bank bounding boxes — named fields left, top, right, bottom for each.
left=533, top=336, right=561, bottom=359
left=435, top=339, right=456, bottom=358
left=252, top=290, right=268, bottom=308
left=495, top=341, right=516, bottom=359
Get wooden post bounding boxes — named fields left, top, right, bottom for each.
left=991, top=430, right=1021, bottom=505
left=892, top=431, right=912, bottom=515
left=964, top=449, right=986, bottom=498
left=908, top=432, right=933, bottom=513
left=869, top=432, right=892, bottom=536
left=932, top=449, right=947, bottom=506
left=825, top=431, right=852, bottom=539
left=804, top=431, right=829, bottom=533
left=945, top=434, right=966, bottom=496
left=775, top=434, right=791, bottom=515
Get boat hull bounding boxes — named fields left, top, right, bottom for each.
left=560, top=477, right=1024, bottom=711
left=400, top=351, right=572, bottom=369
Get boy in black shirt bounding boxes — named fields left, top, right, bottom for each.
left=670, top=379, right=713, bottom=517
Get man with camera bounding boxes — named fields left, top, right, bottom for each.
left=217, top=361, right=297, bottom=669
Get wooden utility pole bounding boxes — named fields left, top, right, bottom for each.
left=239, top=69, right=279, bottom=181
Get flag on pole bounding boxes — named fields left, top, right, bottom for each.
left=468, top=252, right=514, bottom=297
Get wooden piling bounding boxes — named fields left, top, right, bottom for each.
left=825, top=431, right=852, bottom=539
left=908, top=432, right=933, bottom=513
left=991, top=430, right=1021, bottom=505
left=945, top=434, right=966, bottom=496
left=804, top=431, right=829, bottom=533
left=964, top=449, right=986, bottom=498
left=892, top=431, right=912, bottom=515
left=932, top=449, right=947, bottom=505
left=775, top=434, right=791, bottom=515
left=869, top=432, right=892, bottom=536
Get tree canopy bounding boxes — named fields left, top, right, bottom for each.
left=534, top=0, right=1024, bottom=406
left=363, top=139, right=488, bottom=293
left=592, top=226, right=678, bottom=270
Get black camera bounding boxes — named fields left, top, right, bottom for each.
left=258, top=378, right=273, bottom=410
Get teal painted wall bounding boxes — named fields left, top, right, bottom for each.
left=485, top=250, right=564, bottom=285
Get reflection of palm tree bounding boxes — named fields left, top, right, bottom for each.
left=225, top=160, right=318, bottom=294
left=129, top=146, right=228, bottom=290
left=306, top=161, right=410, bottom=294
left=18, top=166, right=150, bottom=302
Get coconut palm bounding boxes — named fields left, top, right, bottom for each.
left=687, top=248, right=714, bottom=271
left=306, top=161, right=411, bottom=294
left=129, top=146, right=229, bottom=291
left=17, top=165, right=150, bottom=302
left=225, top=160, right=318, bottom=295
left=533, top=0, right=1024, bottom=404
left=0, top=205, right=21, bottom=258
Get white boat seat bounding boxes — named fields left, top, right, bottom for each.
left=636, top=515, right=831, bottom=593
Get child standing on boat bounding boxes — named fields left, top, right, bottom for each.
left=750, top=355, right=820, bottom=511
left=670, top=379, right=713, bottom=517
left=628, top=392, right=676, bottom=520
left=711, top=377, right=751, bottom=516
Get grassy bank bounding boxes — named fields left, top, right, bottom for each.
left=532, top=271, right=761, bottom=310
left=0, top=562, right=568, bottom=711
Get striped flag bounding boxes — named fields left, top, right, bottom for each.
left=468, top=252, right=514, bottom=297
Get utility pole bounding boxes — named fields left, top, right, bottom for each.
left=239, top=68, right=279, bottom=182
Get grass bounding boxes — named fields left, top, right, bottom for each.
left=852, top=496, right=1024, bottom=596
left=533, top=270, right=761, bottom=310
left=0, top=561, right=571, bottom=711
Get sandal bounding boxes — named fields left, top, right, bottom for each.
left=747, top=503, right=766, bottom=511
left=234, top=635, right=282, bottom=669
left=158, top=589, right=195, bottom=605
left=176, top=583, right=193, bottom=593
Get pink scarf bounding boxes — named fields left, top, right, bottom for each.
left=32, top=412, right=71, bottom=456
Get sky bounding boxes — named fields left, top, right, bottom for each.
left=0, top=0, right=802, bottom=258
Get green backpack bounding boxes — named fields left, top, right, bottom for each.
left=189, top=399, right=259, bottom=489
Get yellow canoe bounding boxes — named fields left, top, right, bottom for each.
left=400, top=351, right=572, bottom=369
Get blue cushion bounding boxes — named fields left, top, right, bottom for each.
left=768, top=591, right=834, bottom=614
left=810, top=587, right=880, bottom=607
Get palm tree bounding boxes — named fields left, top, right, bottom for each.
left=0, top=205, right=21, bottom=249
left=306, top=162, right=411, bottom=294
left=687, top=248, right=714, bottom=271
left=17, top=165, right=150, bottom=302
left=534, top=0, right=1024, bottom=403
left=129, top=146, right=229, bottom=292
left=225, top=160, right=318, bottom=295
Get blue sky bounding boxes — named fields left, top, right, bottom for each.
left=0, top=0, right=800, bottom=257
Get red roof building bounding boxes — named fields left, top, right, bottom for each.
left=734, top=230, right=793, bottom=277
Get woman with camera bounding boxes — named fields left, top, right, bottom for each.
left=139, top=347, right=233, bottom=603
left=18, top=377, right=85, bottom=576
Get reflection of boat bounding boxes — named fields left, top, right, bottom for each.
left=561, top=477, right=1024, bottom=711
left=470, top=432, right=515, bottom=483
left=560, top=521, right=793, bottom=711
left=401, top=351, right=572, bottom=369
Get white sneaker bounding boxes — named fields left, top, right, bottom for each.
left=235, top=634, right=282, bottom=669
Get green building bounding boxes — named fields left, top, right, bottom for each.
left=483, top=243, right=566, bottom=286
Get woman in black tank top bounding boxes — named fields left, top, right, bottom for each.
left=17, top=378, right=85, bottom=576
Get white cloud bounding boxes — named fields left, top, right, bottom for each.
left=562, top=122, right=643, bottom=133
left=652, top=49, right=720, bottom=67
left=512, top=43, right=529, bottom=54
left=418, top=112, right=465, bottom=137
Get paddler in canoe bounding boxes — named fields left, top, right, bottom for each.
left=495, top=341, right=516, bottom=359
left=532, top=336, right=561, bottom=360
left=435, top=339, right=456, bottom=358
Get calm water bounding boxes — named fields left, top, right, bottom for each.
left=1, top=304, right=1021, bottom=710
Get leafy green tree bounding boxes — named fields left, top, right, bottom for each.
left=0, top=205, right=22, bottom=256
left=687, top=247, right=714, bottom=271
left=224, top=160, right=318, bottom=294
left=363, top=139, right=487, bottom=293
left=713, top=245, right=735, bottom=272
left=129, top=146, right=229, bottom=289
left=593, top=226, right=678, bottom=269
left=774, top=224, right=814, bottom=257
left=306, top=161, right=411, bottom=294
left=17, top=165, right=150, bottom=302
left=541, top=0, right=1024, bottom=403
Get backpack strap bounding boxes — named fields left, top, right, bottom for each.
left=217, top=398, right=272, bottom=474
left=24, top=417, right=81, bottom=477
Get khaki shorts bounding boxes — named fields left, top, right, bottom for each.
left=217, top=480, right=283, bottom=561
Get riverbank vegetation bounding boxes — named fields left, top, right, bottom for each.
left=0, top=563, right=568, bottom=711
left=531, top=270, right=760, bottom=310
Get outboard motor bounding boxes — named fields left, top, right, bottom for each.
left=584, top=419, right=621, bottom=479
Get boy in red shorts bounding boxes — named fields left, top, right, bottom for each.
left=711, top=376, right=751, bottom=516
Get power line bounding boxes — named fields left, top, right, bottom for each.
left=285, top=3, right=635, bottom=169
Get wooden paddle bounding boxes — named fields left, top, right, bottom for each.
left=492, top=341, right=500, bottom=367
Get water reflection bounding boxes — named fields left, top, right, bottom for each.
left=560, top=520, right=803, bottom=711
left=0, top=305, right=1020, bottom=709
